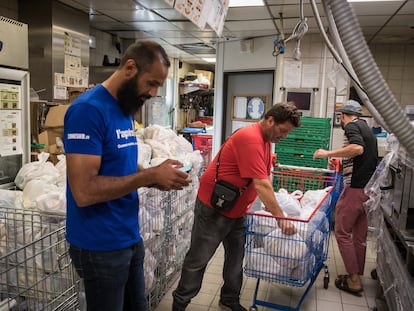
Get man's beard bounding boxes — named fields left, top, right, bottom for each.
left=117, top=74, right=151, bottom=116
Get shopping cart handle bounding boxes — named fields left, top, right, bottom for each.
left=330, top=159, right=341, bottom=173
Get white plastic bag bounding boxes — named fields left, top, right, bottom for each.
left=35, top=191, right=66, bottom=215
left=0, top=189, right=23, bottom=209
left=22, top=179, right=59, bottom=209
left=14, top=152, right=60, bottom=189
left=263, top=229, right=308, bottom=269
left=137, top=142, right=152, bottom=168
left=275, top=188, right=301, bottom=217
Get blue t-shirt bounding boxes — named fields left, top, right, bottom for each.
left=63, top=85, right=141, bottom=251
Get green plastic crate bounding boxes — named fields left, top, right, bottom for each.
left=289, top=117, right=332, bottom=140
left=277, top=137, right=330, bottom=150
left=272, top=175, right=320, bottom=192
left=276, top=152, right=328, bottom=169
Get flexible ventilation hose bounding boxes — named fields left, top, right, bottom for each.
left=327, top=0, right=414, bottom=156
left=310, top=0, right=389, bottom=132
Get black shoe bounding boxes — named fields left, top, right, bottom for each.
left=172, top=301, right=186, bottom=311
left=219, top=300, right=247, bottom=311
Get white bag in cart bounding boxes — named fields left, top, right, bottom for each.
left=274, top=189, right=302, bottom=217
left=263, top=229, right=308, bottom=269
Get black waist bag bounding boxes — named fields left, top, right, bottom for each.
left=210, top=130, right=252, bottom=212
left=210, top=179, right=240, bottom=211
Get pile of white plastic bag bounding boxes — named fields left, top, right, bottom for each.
left=245, top=186, right=332, bottom=281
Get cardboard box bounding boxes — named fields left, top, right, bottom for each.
left=68, top=87, right=86, bottom=103
left=38, top=128, right=64, bottom=146
left=44, top=104, right=70, bottom=128
left=194, top=70, right=214, bottom=87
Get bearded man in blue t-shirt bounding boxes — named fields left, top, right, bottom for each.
left=63, top=41, right=190, bottom=311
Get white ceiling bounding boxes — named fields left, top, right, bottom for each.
left=57, top=0, right=414, bottom=65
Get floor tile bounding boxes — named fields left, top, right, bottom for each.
left=154, top=232, right=376, bottom=311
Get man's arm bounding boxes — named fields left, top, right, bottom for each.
left=253, top=178, right=296, bottom=235
left=313, top=143, right=363, bottom=160
left=67, top=153, right=190, bottom=207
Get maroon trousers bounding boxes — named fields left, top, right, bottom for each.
left=334, top=186, right=369, bottom=275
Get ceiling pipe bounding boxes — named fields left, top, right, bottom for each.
left=310, top=0, right=389, bottom=132
left=326, top=0, right=414, bottom=157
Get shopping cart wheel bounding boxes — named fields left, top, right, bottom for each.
left=249, top=307, right=258, bottom=311
left=323, top=275, right=329, bottom=289
left=323, top=266, right=330, bottom=289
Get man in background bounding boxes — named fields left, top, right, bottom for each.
left=313, top=100, right=377, bottom=296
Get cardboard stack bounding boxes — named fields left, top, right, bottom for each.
left=38, top=104, right=69, bottom=163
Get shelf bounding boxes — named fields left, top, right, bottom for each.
left=179, top=82, right=209, bottom=95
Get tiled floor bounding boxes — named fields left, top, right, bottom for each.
left=155, top=234, right=379, bottom=311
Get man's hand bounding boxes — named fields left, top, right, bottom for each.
left=151, top=159, right=191, bottom=190
left=313, top=148, right=329, bottom=160
left=277, top=218, right=297, bottom=235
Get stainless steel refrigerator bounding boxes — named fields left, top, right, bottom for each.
left=0, top=16, right=30, bottom=189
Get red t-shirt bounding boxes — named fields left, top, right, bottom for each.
left=198, top=123, right=271, bottom=218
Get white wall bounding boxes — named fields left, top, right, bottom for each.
left=221, top=34, right=342, bottom=119
left=222, top=36, right=277, bottom=72
left=220, top=33, right=414, bottom=119
left=371, top=44, right=414, bottom=109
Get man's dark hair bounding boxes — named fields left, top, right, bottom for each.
left=120, top=41, right=171, bottom=71
left=264, top=102, right=301, bottom=127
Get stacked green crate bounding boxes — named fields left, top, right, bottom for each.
left=275, top=117, right=331, bottom=168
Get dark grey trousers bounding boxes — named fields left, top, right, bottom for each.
left=172, top=199, right=246, bottom=309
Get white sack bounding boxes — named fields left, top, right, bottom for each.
left=275, top=189, right=301, bottom=217
left=263, top=229, right=308, bottom=269
left=14, top=152, right=60, bottom=189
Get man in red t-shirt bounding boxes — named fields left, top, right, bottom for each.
left=173, top=102, right=301, bottom=311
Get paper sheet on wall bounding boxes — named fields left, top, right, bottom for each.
left=301, top=63, right=319, bottom=88
left=328, top=66, right=348, bottom=95
left=64, top=33, right=81, bottom=57
left=54, top=85, right=68, bottom=100
left=0, top=110, right=22, bottom=156
left=64, top=54, right=82, bottom=77
left=283, top=60, right=302, bottom=88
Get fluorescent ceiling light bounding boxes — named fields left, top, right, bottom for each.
left=229, top=0, right=264, bottom=7
left=202, top=57, right=216, bottom=63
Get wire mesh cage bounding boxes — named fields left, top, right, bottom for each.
left=138, top=184, right=197, bottom=311
left=0, top=207, right=81, bottom=311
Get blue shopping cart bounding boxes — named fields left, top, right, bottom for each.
left=244, top=163, right=341, bottom=311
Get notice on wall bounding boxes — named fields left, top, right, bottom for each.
left=64, top=54, right=82, bottom=77
left=54, top=85, right=68, bottom=100
left=283, top=60, right=302, bottom=88
left=0, top=110, right=22, bottom=156
left=301, top=63, right=320, bottom=88
left=0, top=84, right=20, bottom=110
left=64, top=32, right=81, bottom=57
